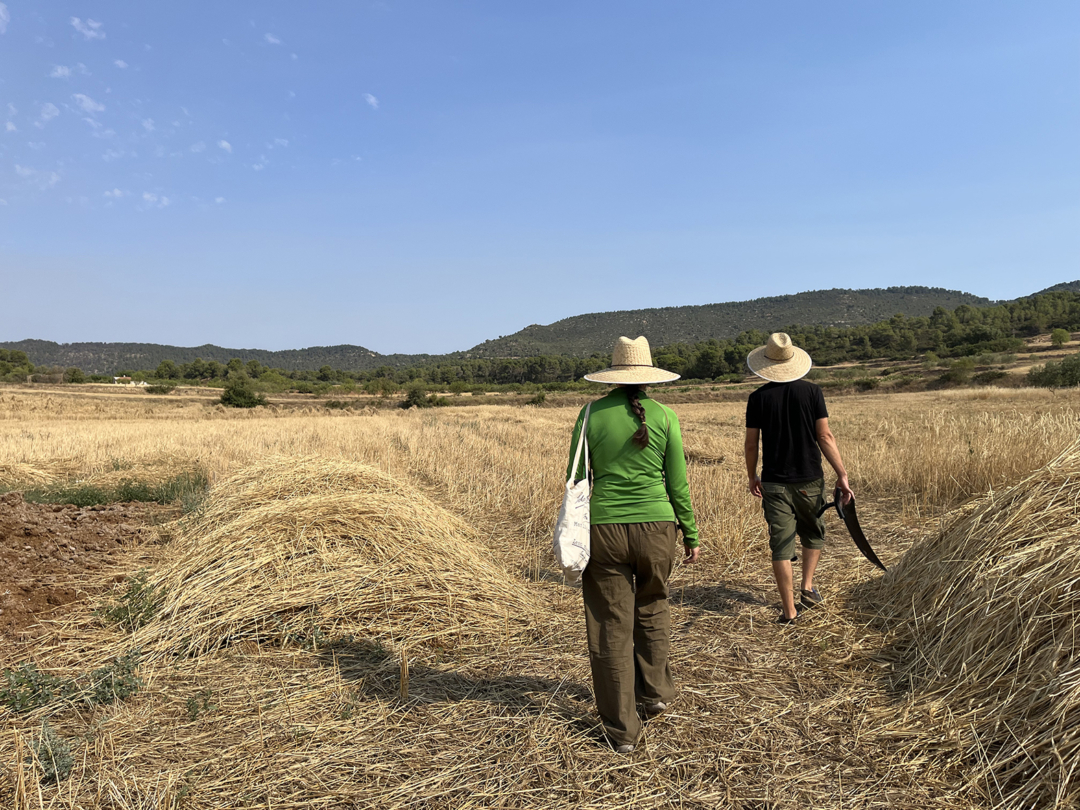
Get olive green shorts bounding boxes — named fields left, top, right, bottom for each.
left=761, top=478, right=826, bottom=561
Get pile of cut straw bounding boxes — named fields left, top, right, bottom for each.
left=132, top=456, right=541, bottom=657
left=875, top=438, right=1080, bottom=810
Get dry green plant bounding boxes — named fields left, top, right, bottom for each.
left=29, top=719, right=74, bottom=785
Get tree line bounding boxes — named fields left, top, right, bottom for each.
left=5, top=291, right=1080, bottom=391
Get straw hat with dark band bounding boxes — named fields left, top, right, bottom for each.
left=584, top=336, right=680, bottom=385
left=746, top=332, right=813, bottom=382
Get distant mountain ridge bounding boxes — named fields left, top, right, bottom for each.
left=0, top=340, right=432, bottom=376
left=1035, top=280, right=1080, bottom=294
left=462, top=286, right=992, bottom=358
left=5, top=283, right=1073, bottom=374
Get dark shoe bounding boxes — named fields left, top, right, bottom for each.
left=777, top=609, right=800, bottom=625
left=800, top=587, right=824, bottom=609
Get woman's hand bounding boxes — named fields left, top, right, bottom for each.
left=684, top=543, right=700, bottom=564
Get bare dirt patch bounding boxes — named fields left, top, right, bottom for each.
left=0, top=492, right=161, bottom=638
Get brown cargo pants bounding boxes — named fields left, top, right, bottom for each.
left=582, top=521, right=678, bottom=747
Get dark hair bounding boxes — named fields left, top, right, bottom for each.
left=625, top=385, right=649, bottom=449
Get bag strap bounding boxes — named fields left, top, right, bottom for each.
left=568, top=403, right=592, bottom=483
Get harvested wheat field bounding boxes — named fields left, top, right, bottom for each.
left=865, top=437, right=1080, bottom=810
left=1, top=387, right=1079, bottom=809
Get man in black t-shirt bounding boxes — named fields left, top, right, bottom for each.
left=744, top=333, right=853, bottom=624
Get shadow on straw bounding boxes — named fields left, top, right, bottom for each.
left=315, top=638, right=594, bottom=710
left=676, top=584, right=769, bottom=615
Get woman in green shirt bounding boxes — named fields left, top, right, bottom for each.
left=567, top=336, right=700, bottom=754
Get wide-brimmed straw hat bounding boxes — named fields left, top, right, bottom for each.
left=746, top=333, right=813, bottom=382
left=584, top=336, right=680, bottom=385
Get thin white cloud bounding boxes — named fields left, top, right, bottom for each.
left=73, top=93, right=105, bottom=114
left=5, top=122, right=15, bottom=132
left=27, top=141, right=44, bottom=150
left=265, top=33, right=281, bottom=45
left=217, top=139, right=232, bottom=153
left=70, top=17, right=105, bottom=41
left=102, top=148, right=125, bottom=161
left=0, top=199, right=7, bottom=206
left=37, top=102, right=60, bottom=127
left=114, top=59, right=128, bottom=68
left=270, top=138, right=289, bottom=148
left=77, top=63, right=90, bottom=75
left=83, top=118, right=115, bottom=138
left=141, top=118, right=154, bottom=132
left=141, top=191, right=170, bottom=208
left=190, top=141, right=206, bottom=153
left=0, top=4, right=9, bottom=35
left=363, top=93, right=379, bottom=110
left=50, top=65, right=72, bottom=78
left=7, top=103, right=16, bottom=116
left=252, top=163, right=265, bottom=171
left=103, top=188, right=125, bottom=198
left=291, top=53, right=298, bottom=60
left=215, top=197, right=225, bottom=204
left=14, top=164, right=61, bottom=189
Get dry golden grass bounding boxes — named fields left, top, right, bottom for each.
left=0, top=385, right=1078, bottom=808
left=866, top=437, right=1080, bottom=810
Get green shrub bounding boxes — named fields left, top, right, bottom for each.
left=324, top=400, right=353, bottom=410
left=1051, top=328, right=1070, bottom=347
left=186, top=688, right=215, bottom=721
left=854, top=378, right=879, bottom=391
left=31, top=720, right=74, bottom=784
left=400, top=383, right=447, bottom=409
left=1028, top=351, right=1080, bottom=388
left=937, top=368, right=971, bottom=385
left=95, top=571, right=164, bottom=631
left=220, top=381, right=267, bottom=408
left=973, top=370, right=1008, bottom=385
left=1, top=651, right=141, bottom=715
left=86, top=650, right=143, bottom=705
left=525, top=392, right=546, bottom=406
left=22, top=471, right=209, bottom=508
left=0, top=663, right=77, bottom=713
left=144, top=383, right=176, bottom=394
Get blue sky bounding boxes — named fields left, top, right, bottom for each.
left=1, top=1, right=1077, bottom=354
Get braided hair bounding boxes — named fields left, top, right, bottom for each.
left=624, top=385, right=649, bottom=449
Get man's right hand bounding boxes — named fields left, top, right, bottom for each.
left=836, top=475, right=854, bottom=505
left=748, top=475, right=762, bottom=498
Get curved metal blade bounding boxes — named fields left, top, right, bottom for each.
left=815, top=487, right=887, bottom=571
left=840, top=495, right=887, bottom=571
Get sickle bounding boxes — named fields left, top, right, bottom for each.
left=816, top=487, right=887, bottom=571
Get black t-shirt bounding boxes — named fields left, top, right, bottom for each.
left=745, top=379, right=829, bottom=484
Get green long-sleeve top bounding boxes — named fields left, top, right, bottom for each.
left=566, top=387, right=699, bottom=546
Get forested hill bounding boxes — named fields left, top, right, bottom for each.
left=463, top=286, right=992, bottom=358
left=1036, top=280, right=1080, bottom=294
left=9, top=284, right=1077, bottom=374
left=0, top=340, right=433, bottom=376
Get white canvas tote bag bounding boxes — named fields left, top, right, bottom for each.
left=553, top=403, right=592, bottom=583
